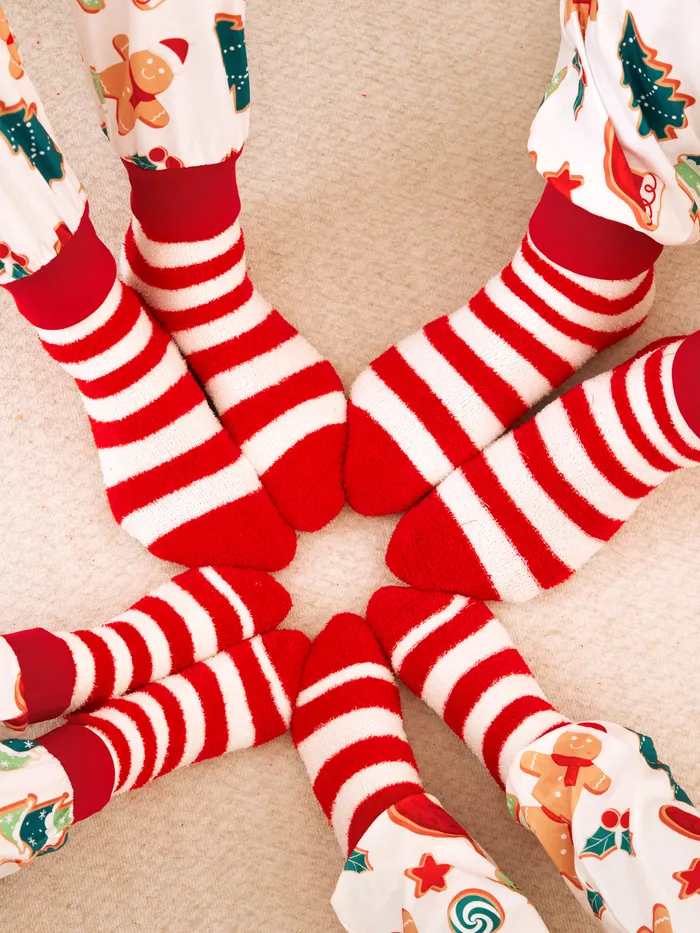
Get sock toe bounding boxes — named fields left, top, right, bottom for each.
left=344, top=403, right=433, bottom=516
left=206, top=567, right=293, bottom=631
left=366, top=586, right=453, bottom=655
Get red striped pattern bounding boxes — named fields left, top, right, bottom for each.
left=120, top=217, right=347, bottom=532
left=366, top=588, right=568, bottom=786
left=345, top=233, right=655, bottom=516
left=387, top=339, right=700, bottom=602
left=70, top=630, right=309, bottom=795
left=37, top=275, right=295, bottom=569
left=54, top=567, right=291, bottom=717
left=292, top=614, right=423, bottom=854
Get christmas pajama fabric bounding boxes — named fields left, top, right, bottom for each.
left=532, top=0, right=700, bottom=245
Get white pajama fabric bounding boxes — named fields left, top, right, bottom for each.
left=530, top=1, right=700, bottom=245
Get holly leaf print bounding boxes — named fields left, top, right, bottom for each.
left=586, top=887, right=607, bottom=919
left=580, top=825, right=618, bottom=859
left=620, top=828, right=635, bottom=856
left=344, top=848, right=372, bottom=873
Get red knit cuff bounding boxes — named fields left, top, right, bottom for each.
left=3, top=207, right=117, bottom=329
left=40, top=724, right=116, bottom=823
left=529, top=182, right=663, bottom=280
left=672, top=331, right=700, bottom=440
left=4, top=628, right=76, bottom=723
left=125, top=155, right=242, bottom=242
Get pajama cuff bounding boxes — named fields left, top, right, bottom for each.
left=2, top=628, right=76, bottom=727
left=0, top=638, right=25, bottom=729
left=0, top=738, right=75, bottom=879
left=506, top=720, right=700, bottom=931
left=332, top=792, right=547, bottom=933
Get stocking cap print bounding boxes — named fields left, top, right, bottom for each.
left=154, top=38, right=189, bottom=73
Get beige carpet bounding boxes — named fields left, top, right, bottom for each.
left=1, top=1, right=699, bottom=930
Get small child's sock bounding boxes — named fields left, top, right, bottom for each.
left=1, top=567, right=291, bottom=728
left=4, top=209, right=296, bottom=569
left=291, top=614, right=423, bottom=854
left=387, top=338, right=700, bottom=601
left=345, top=184, right=660, bottom=516
left=366, top=587, right=568, bottom=785
left=120, top=159, right=347, bottom=532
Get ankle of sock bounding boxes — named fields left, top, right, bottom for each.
left=3, top=207, right=117, bottom=329
left=672, top=330, right=700, bottom=440
left=2, top=628, right=76, bottom=725
left=366, top=588, right=570, bottom=786
left=529, top=182, right=663, bottom=279
left=125, top=157, right=241, bottom=242
left=40, top=723, right=116, bottom=822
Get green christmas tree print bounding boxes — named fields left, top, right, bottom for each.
left=573, top=51, right=586, bottom=119
left=676, top=154, right=700, bottom=221
left=0, top=739, right=38, bottom=771
left=215, top=14, right=251, bottom=113
left=539, top=66, right=568, bottom=109
left=618, top=12, right=695, bottom=141
left=0, top=100, right=65, bottom=185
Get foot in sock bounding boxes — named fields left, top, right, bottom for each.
left=387, top=337, right=700, bottom=602
left=367, top=587, right=700, bottom=931
left=3, top=209, right=297, bottom=569
left=292, top=613, right=550, bottom=933
left=120, top=159, right=347, bottom=533
left=344, top=184, right=660, bottom=516
left=0, top=629, right=310, bottom=879
left=0, top=567, right=291, bottom=730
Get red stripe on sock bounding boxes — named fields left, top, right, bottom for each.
left=174, top=571, right=241, bottom=650
left=125, top=222, right=245, bottom=290
left=469, top=287, right=573, bottom=386
left=142, top=681, right=187, bottom=778
left=372, top=346, right=479, bottom=465
left=425, top=316, right=528, bottom=429
left=180, top=662, right=229, bottom=763
left=108, top=430, right=242, bottom=522
left=466, top=455, right=572, bottom=590
left=155, top=276, right=255, bottom=333
left=41, top=288, right=141, bottom=366
left=134, top=595, right=196, bottom=674
left=515, top=416, right=624, bottom=541
left=231, top=642, right=284, bottom=746
left=292, top=679, right=401, bottom=746
left=75, top=321, right=169, bottom=400
left=108, top=621, right=154, bottom=694
left=645, top=347, right=700, bottom=461
left=398, top=602, right=493, bottom=696
left=188, top=310, right=297, bottom=381
left=74, top=631, right=117, bottom=710
left=223, top=361, right=341, bottom=444
left=104, top=696, right=159, bottom=790
left=70, top=710, right=133, bottom=792
left=610, top=362, right=678, bottom=473
left=442, top=650, right=535, bottom=739
left=482, top=695, right=560, bottom=787
left=562, top=388, right=653, bottom=499
left=89, top=373, right=202, bottom=448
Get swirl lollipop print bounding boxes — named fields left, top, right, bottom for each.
left=448, top=890, right=505, bottom=933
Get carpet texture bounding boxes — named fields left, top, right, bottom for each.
left=0, top=1, right=698, bottom=930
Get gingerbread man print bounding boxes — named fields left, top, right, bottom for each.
left=95, top=34, right=188, bottom=135
left=519, top=728, right=612, bottom=887
left=0, top=5, right=23, bottom=79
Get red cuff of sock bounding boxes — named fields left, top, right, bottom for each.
left=40, top=724, right=116, bottom=823
left=529, top=182, right=663, bottom=280
left=3, top=206, right=117, bottom=330
left=125, top=155, right=241, bottom=242
left=672, top=331, right=700, bottom=440
left=4, top=628, right=76, bottom=723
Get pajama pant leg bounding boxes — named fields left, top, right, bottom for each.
left=530, top=0, right=700, bottom=246
left=70, top=0, right=251, bottom=169
left=0, top=5, right=86, bottom=286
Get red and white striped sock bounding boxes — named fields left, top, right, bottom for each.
left=366, top=587, right=569, bottom=786
left=4, top=210, right=296, bottom=569
left=2, top=567, right=291, bottom=728
left=119, top=159, right=347, bottom=533
left=388, top=338, right=700, bottom=602
left=344, top=185, right=661, bottom=516
left=291, top=614, right=423, bottom=854
left=39, top=629, right=310, bottom=824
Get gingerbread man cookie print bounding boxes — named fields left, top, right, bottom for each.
left=519, top=726, right=612, bottom=888
left=0, top=5, right=23, bottom=79
left=95, top=34, right=188, bottom=135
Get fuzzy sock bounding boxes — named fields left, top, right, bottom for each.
left=672, top=329, right=700, bottom=440
left=1, top=567, right=291, bottom=729
left=3, top=209, right=296, bottom=569
left=345, top=184, right=661, bottom=516
left=388, top=338, right=700, bottom=601
left=119, top=159, right=347, bottom=533
left=291, top=614, right=423, bottom=854
left=38, top=630, right=310, bottom=829
left=366, top=588, right=569, bottom=786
